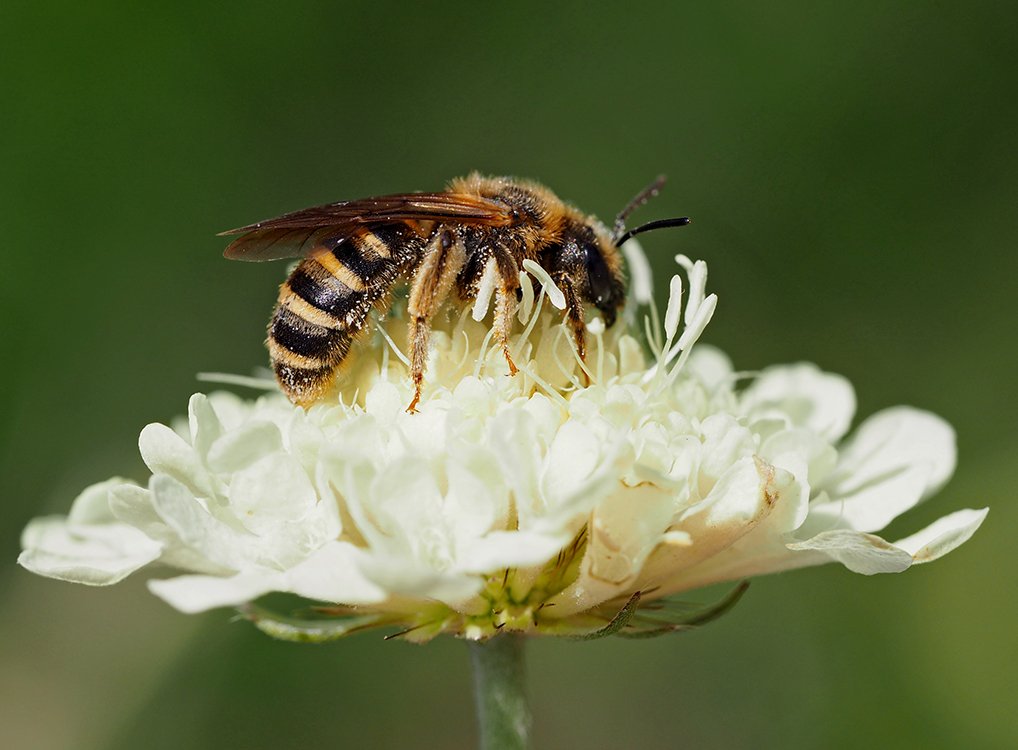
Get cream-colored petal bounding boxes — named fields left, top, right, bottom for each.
left=894, top=508, right=988, bottom=564
left=809, top=465, right=931, bottom=534
left=786, top=530, right=913, bottom=574
left=818, top=407, right=957, bottom=532
left=19, top=517, right=162, bottom=585
left=457, top=531, right=569, bottom=573
left=148, top=571, right=279, bottom=613
left=139, top=423, right=212, bottom=497
left=283, top=542, right=387, bottom=604
left=149, top=474, right=252, bottom=571
left=638, top=456, right=799, bottom=597
left=740, top=363, right=856, bottom=442
left=187, top=393, right=224, bottom=459
left=206, top=420, right=282, bottom=473
left=67, top=478, right=133, bottom=524
left=822, top=409, right=956, bottom=508
left=547, top=484, right=678, bottom=616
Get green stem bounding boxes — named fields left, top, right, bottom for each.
left=469, top=634, right=532, bottom=750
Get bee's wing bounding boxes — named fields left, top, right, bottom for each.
left=220, top=192, right=514, bottom=261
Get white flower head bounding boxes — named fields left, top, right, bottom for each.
left=19, top=250, right=987, bottom=641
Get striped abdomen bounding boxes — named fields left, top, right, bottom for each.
left=268, top=226, right=418, bottom=404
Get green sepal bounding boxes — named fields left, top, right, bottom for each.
left=240, top=603, right=387, bottom=643
left=565, top=591, right=643, bottom=641
left=615, top=580, right=750, bottom=639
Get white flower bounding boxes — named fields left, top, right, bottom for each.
left=18, top=251, right=986, bottom=640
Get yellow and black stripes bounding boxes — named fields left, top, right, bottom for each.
left=268, top=226, right=421, bottom=404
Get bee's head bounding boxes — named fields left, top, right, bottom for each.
left=541, top=176, right=688, bottom=329
left=573, top=175, right=688, bottom=326
left=584, top=230, right=627, bottom=327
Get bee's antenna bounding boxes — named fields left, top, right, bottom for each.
left=612, top=175, right=668, bottom=243
left=614, top=216, right=691, bottom=247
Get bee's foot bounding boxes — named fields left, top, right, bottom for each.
left=503, top=347, right=519, bottom=376
left=406, top=387, right=422, bottom=414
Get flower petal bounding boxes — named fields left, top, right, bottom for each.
left=229, top=453, right=319, bottom=531
left=66, top=478, right=133, bottom=524
left=831, top=406, right=956, bottom=495
left=188, top=393, right=224, bottom=458
left=634, top=456, right=805, bottom=596
left=541, top=420, right=602, bottom=506
left=740, top=363, right=856, bottom=442
left=283, top=542, right=387, bottom=604
left=553, top=456, right=788, bottom=615
left=808, top=465, right=931, bottom=535
left=148, top=571, right=278, bottom=613
left=549, top=484, right=679, bottom=616
left=206, top=420, right=282, bottom=473
left=815, top=407, right=957, bottom=532
left=786, top=530, right=913, bottom=574
left=685, top=345, right=734, bottom=388
left=18, top=516, right=162, bottom=585
left=457, top=530, right=568, bottom=573
left=149, top=474, right=251, bottom=571
left=894, top=508, right=988, bottom=564
left=139, top=422, right=211, bottom=496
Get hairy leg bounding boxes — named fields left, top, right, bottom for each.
left=491, top=245, right=522, bottom=375
left=406, top=229, right=465, bottom=412
left=558, top=275, right=588, bottom=374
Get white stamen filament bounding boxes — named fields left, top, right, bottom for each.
left=660, top=293, right=718, bottom=392
left=196, top=372, right=278, bottom=390
left=518, top=286, right=550, bottom=350
left=522, top=259, right=566, bottom=310
left=513, top=358, right=570, bottom=408
left=676, top=254, right=707, bottom=326
left=556, top=324, right=594, bottom=387
left=663, top=275, right=684, bottom=347
left=472, top=259, right=498, bottom=322
left=620, top=238, right=653, bottom=305
left=473, top=326, right=497, bottom=379
left=376, top=323, right=411, bottom=367
left=517, top=270, right=535, bottom=323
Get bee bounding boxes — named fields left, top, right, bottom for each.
left=220, top=174, right=688, bottom=411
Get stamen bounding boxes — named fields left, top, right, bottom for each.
left=522, top=259, right=566, bottom=310
left=472, top=259, right=498, bottom=322
left=473, top=326, right=497, bottom=378
left=454, top=329, right=471, bottom=372
left=672, top=294, right=717, bottom=362
left=590, top=318, right=606, bottom=383
left=643, top=314, right=663, bottom=359
left=517, top=270, right=535, bottom=323
left=620, top=238, right=653, bottom=306
left=196, top=372, right=278, bottom=390
left=553, top=324, right=592, bottom=388
left=660, top=294, right=718, bottom=392
left=676, top=255, right=707, bottom=326
left=376, top=323, right=411, bottom=367
left=647, top=294, right=664, bottom=354
left=640, top=256, right=718, bottom=386
left=663, top=275, right=684, bottom=348
left=518, top=287, right=549, bottom=349
left=514, top=359, right=570, bottom=408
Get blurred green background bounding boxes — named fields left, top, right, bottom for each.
left=2, top=2, right=1015, bottom=748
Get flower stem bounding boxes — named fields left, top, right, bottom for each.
left=469, top=634, right=531, bottom=750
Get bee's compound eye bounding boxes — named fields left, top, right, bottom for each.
left=584, top=246, right=614, bottom=306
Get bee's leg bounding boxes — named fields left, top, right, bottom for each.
left=491, top=246, right=521, bottom=376
left=406, top=228, right=465, bottom=412
left=557, top=276, right=589, bottom=382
